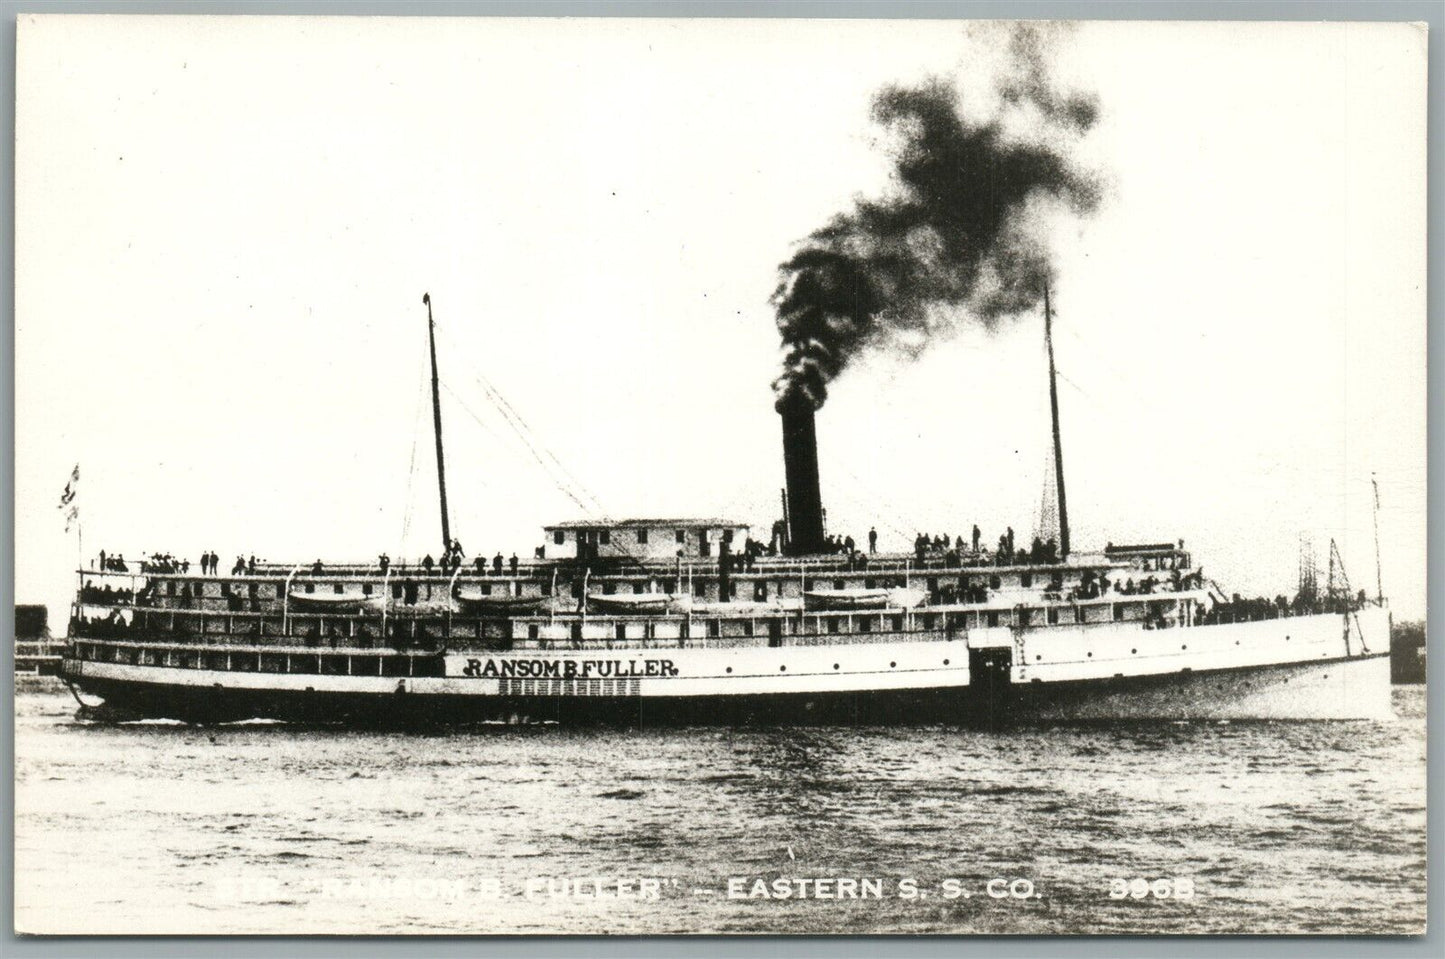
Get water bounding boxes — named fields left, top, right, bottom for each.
left=14, top=686, right=1426, bottom=935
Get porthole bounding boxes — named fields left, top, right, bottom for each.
left=833, top=663, right=840, bottom=670
left=1035, top=654, right=1042, bottom=662
left=725, top=667, right=733, bottom=674
left=943, top=659, right=950, bottom=666
left=779, top=665, right=786, bottom=672
left=1086, top=652, right=1093, bottom=658
left=1181, top=645, right=1187, bottom=650
left=1131, top=648, right=1137, bottom=654
left=889, top=661, right=897, bottom=668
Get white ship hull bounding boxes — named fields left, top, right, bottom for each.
left=63, top=607, right=1392, bottom=725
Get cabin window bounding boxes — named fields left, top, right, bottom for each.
left=362, top=584, right=372, bottom=596
left=392, top=583, right=403, bottom=599
left=754, top=582, right=768, bottom=601
left=249, top=583, right=259, bottom=597
left=1019, top=608, right=1031, bottom=627
left=615, top=623, right=627, bottom=641
left=922, top=614, right=937, bottom=630
left=603, top=583, right=615, bottom=595
left=743, top=621, right=754, bottom=638
left=528, top=625, right=539, bottom=640
left=1114, top=604, right=1126, bottom=622
left=859, top=616, right=872, bottom=633
left=694, top=579, right=707, bottom=598
left=554, top=531, right=565, bottom=545
left=707, top=619, right=720, bottom=638
left=334, top=583, right=344, bottom=594
left=305, top=584, right=315, bottom=594
left=1047, top=607, right=1059, bottom=625
left=989, top=575, right=1001, bottom=590
left=1021, top=572, right=1033, bottom=588
left=827, top=616, right=840, bottom=633
left=600, top=530, right=611, bottom=545
left=834, top=579, right=844, bottom=590
left=676, top=530, right=686, bottom=544
left=480, top=584, right=492, bottom=596
left=637, top=529, right=648, bottom=544
left=633, top=582, right=644, bottom=594
left=986, top=610, right=999, bottom=628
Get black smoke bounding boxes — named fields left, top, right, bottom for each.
left=772, top=26, right=1101, bottom=411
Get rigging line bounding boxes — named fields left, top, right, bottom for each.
left=1057, top=324, right=1136, bottom=386
left=444, top=358, right=606, bottom=513
left=440, top=379, right=674, bottom=567
left=399, top=365, right=429, bottom=555
left=827, top=462, right=922, bottom=542
left=430, top=323, right=606, bottom=515
left=440, top=380, right=601, bottom=516
left=473, top=376, right=605, bottom=515
left=826, top=481, right=913, bottom=543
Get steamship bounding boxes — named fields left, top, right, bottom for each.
left=60, top=295, right=1392, bottom=725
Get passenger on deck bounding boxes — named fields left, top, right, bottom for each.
left=422, top=554, right=434, bottom=574
left=248, top=555, right=257, bottom=575
left=493, top=553, right=504, bottom=575
left=379, top=553, right=391, bottom=574
left=868, top=527, right=877, bottom=553
left=474, top=555, right=485, bottom=575
left=509, top=554, right=519, bottom=575
left=972, top=525, right=981, bottom=552
left=312, top=559, right=324, bottom=575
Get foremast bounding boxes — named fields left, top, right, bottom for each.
left=423, top=293, right=452, bottom=553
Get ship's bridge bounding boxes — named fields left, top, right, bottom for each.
left=543, top=518, right=749, bottom=563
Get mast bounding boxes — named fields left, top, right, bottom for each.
left=423, top=293, right=452, bottom=552
left=1371, top=473, right=1384, bottom=602
left=1044, top=282, right=1070, bottom=558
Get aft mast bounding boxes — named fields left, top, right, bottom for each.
left=1044, top=283, right=1071, bottom=558
left=424, top=293, right=452, bottom=552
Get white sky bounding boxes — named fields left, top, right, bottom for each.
left=15, top=16, right=1428, bottom=622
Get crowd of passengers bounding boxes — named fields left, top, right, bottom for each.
left=79, top=582, right=134, bottom=605
left=909, top=526, right=1063, bottom=569
left=1198, top=589, right=1371, bottom=625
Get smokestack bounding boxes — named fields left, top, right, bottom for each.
left=779, top=395, right=825, bottom=555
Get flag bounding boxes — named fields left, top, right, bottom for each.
left=59, top=463, right=79, bottom=531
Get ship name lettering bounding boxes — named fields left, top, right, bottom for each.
left=459, top=658, right=678, bottom=679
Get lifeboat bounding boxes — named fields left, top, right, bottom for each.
left=452, top=589, right=548, bottom=616
left=803, top=588, right=927, bottom=611
left=586, top=593, right=679, bottom=614
left=287, top=590, right=379, bottom=613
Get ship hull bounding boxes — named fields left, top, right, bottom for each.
left=63, top=650, right=1391, bottom=727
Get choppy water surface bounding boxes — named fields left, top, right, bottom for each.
left=14, top=687, right=1426, bottom=935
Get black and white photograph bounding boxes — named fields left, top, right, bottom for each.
left=11, top=13, right=1428, bottom=936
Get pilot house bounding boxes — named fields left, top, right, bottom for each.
left=543, top=518, right=749, bottom=562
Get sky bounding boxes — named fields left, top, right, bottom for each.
left=15, top=16, right=1428, bottom=623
